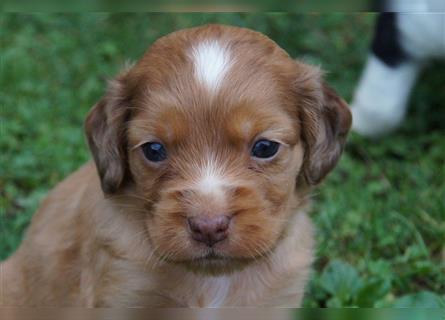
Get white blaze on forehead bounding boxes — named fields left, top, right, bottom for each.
left=191, top=40, right=232, bottom=94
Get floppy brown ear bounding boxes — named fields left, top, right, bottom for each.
left=85, top=71, right=132, bottom=194
left=295, top=65, right=352, bottom=185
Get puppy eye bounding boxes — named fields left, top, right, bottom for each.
left=141, top=142, right=167, bottom=162
left=251, top=139, right=280, bottom=159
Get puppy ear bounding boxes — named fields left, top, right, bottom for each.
left=295, top=64, right=352, bottom=185
left=85, top=70, right=132, bottom=194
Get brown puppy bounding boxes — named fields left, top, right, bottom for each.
left=1, top=24, right=351, bottom=307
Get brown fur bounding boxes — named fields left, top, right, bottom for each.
left=1, top=24, right=351, bottom=307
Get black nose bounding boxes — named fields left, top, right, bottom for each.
left=187, top=215, right=230, bottom=247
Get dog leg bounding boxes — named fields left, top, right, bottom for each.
left=351, top=54, right=421, bottom=137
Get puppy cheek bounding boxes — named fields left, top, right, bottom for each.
left=146, top=212, right=193, bottom=260
left=145, top=192, right=200, bottom=261
left=267, top=144, right=305, bottom=200
left=228, top=147, right=305, bottom=258
left=228, top=209, right=283, bottom=258
left=261, top=144, right=303, bottom=194
left=128, top=151, right=159, bottom=192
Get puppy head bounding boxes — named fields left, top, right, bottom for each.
left=85, top=25, right=351, bottom=273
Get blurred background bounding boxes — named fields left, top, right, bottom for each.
left=0, top=13, right=444, bottom=307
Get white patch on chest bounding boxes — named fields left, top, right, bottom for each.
left=191, top=40, right=232, bottom=94
left=206, top=276, right=231, bottom=307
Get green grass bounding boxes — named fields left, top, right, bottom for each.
left=1, top=13, right=444, bottom=307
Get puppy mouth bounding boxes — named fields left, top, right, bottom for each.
left=194, top=250, right=228, bottom=262
left=177, top=249, right=259, bottom=275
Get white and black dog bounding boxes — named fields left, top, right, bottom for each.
left=351, top=0, right=445, bottom=137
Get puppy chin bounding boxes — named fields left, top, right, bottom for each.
left=159, top=234, right=279, bottom=276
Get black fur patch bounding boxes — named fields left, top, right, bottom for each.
left=371, top=13, right=408, bottom=67
left=371, top=0, right=387, bottom=11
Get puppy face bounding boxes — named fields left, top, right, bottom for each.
left=85, top=25, right=351, bottom=273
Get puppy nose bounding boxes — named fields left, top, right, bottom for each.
left=187, top=215, right=230, bottom=247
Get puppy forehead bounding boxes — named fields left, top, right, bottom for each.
left=130, top=98, right=296, bottom=148
left=226, top=103, right=298, bottom=143
left=134, top=24, right=296, bottom=96
left=190, top=40, right=232, bottom=94
left=129, top=25, right=299, bottom=143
